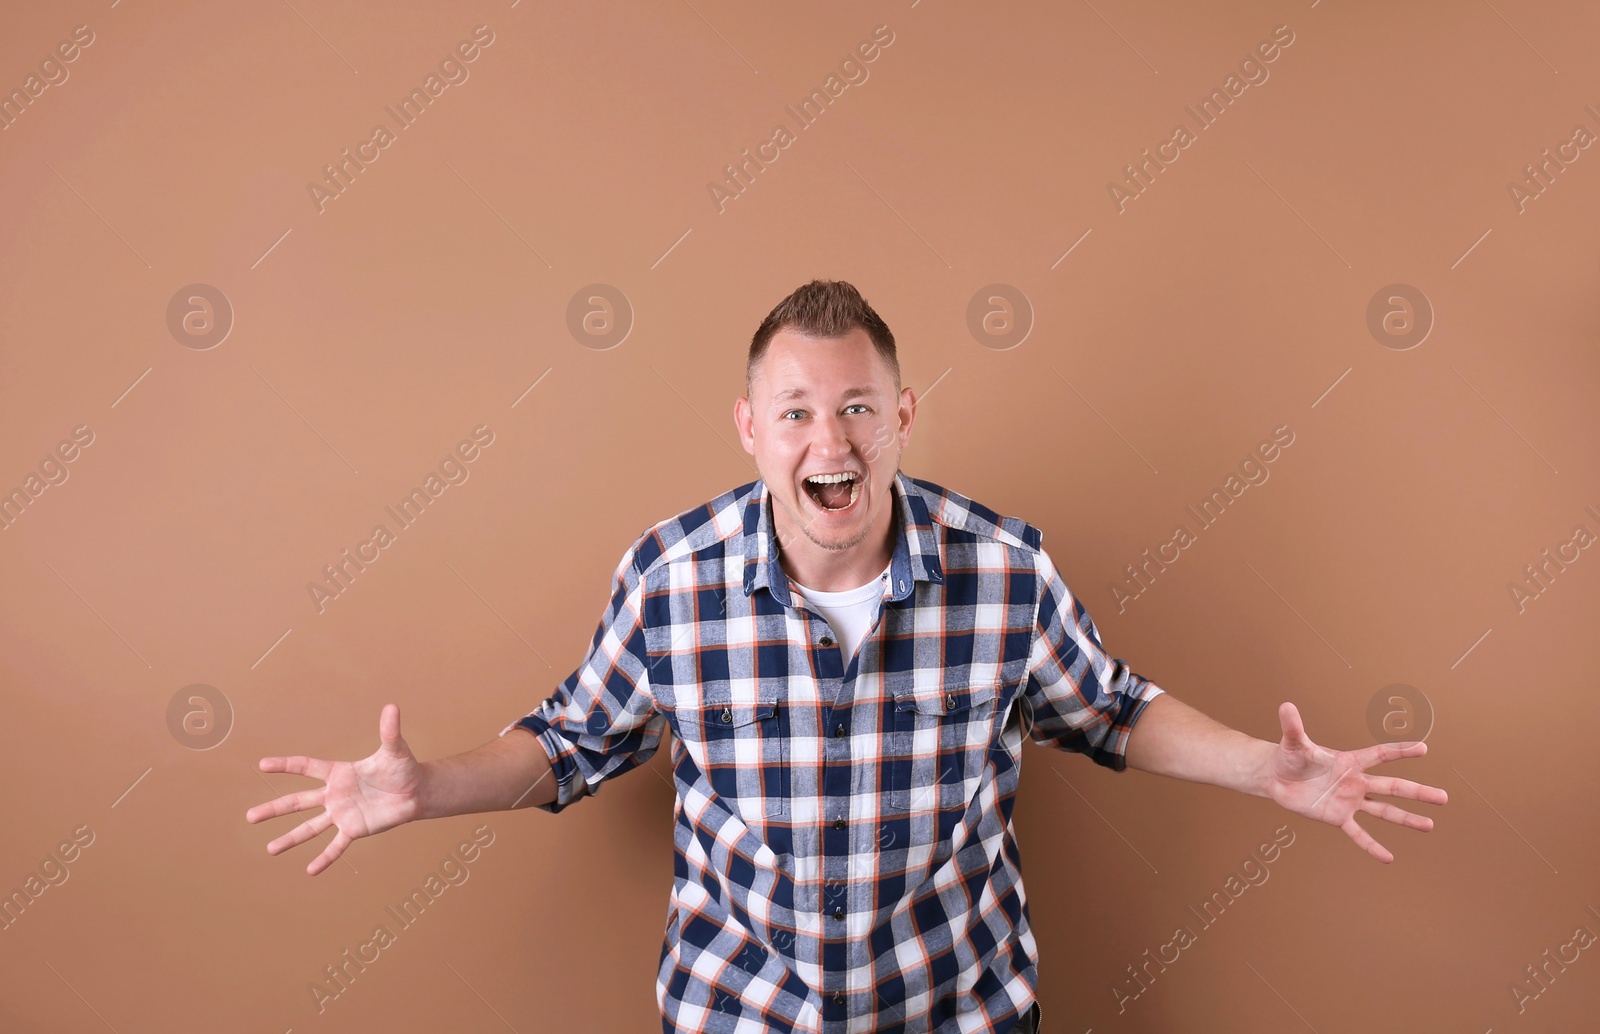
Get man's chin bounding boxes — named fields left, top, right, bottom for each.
left=772, top=482, right=892, bottom=555
left=797, top=496, right=873, bottom=550
left=802, top=527, right=872, bottom=553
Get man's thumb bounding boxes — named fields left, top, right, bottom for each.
left=1278, top=701, right=1309, bottom=747
left=378, top=703, right=409, bottom=754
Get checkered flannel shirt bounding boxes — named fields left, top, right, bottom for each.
left=501, top=471, right=1165, bottom=1033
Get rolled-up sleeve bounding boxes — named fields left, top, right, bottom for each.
left=1022, top=547, right=1164, bottom=770
left=498, top=535, right=665, bottom=812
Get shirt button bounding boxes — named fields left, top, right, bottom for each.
left=945, top=694, right=956, bottom=711
left=832, top=994, right=846, bottom=1007
left=819, top=635, right=834, bottom=647
left=720, top=707, right=732, bottom=724
left=834, top=724, right=847, bottom=738
left=832, top=908, right=845, bottom=921
left=833, top=816, right=846, bottom=830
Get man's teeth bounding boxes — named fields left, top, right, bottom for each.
left=802, top=472, right=861, bottom=511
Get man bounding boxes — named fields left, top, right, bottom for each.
left=247, top=280, right=1447, bottom=1033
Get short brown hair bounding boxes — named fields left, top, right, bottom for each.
left=747, top=279, right=899, bottom=393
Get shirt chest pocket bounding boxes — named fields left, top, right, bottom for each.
left=886, top=681, right=1000, bottom=813
left=678, top=693, right=790, bottom=820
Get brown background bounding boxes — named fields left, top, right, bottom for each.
left=1, top=1, right=1597, bottom=1031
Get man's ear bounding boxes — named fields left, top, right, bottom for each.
left=897, top=386, right=917, bottom=447
left=733, top=396, right=756, bottom=455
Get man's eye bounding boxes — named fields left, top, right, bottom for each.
left=782, top=410, right=805, bottom=420
left=845, top=404, right=870, bottom=415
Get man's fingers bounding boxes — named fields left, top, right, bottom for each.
left=266, top=811, right=333, bottom=856
left=307, top=829, right=354, bottom=877
left=257, top=755, right=333, bottom=781
left=1340, top=815, right=1394, bottom=864
left=1351, top=740, right=1427, bottom=769
left=1359, top=797, right=1435, bottom=832
left=245, top=788, right=324, bottom=824
left=1367, top=776, right=1449, bottom=806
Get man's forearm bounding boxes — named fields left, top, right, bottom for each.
left=1123, top=693, right=1277, bottom=798
left=416, top=728, right=570, bottom=819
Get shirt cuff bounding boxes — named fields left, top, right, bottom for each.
left=1104, top=679, right=1165, bottom=772
left=499, top=713, right=584, bottom=812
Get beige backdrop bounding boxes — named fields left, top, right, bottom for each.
left=1, top=1, right=1597, bottom=1031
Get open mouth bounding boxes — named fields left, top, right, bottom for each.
left=803, top=471, right=861, bottom=513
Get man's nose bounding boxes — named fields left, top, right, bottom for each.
left=812, top=414, right=852, bottom=456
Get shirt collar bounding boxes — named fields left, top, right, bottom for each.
left=741, top=470, right=944, bottom=605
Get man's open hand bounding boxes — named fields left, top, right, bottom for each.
left=1262, top=701, right=1448, bottom=863
left=245, top=703, right=422, bottom=875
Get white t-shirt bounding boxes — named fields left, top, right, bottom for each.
left=790, top=563, right=891, bottom=661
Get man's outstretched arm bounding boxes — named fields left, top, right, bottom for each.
left=1122, top=693, right=1277, bottom=796
left=246, top=705, right=570, bottom=875
left=1122, top=693, right=1449, bottom=863
left=418, top=724, right=567, bottom=818
left=246, top=532, right=657, bottom=875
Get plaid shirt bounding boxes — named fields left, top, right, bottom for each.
left=502, top=472, right=1165, bottom=1033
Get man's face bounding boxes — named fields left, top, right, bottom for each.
left=734, top=327, right=915, bottom=561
